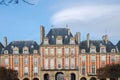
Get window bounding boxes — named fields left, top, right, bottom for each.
left=13, top=47, right=19, bottom=54
left=111, top=55, right=115, bottom=62
left=65, top=58, right=69, bottom=69
left=44, top=58, right=48, bottom=69
left=90, top=48, right=96, bottom=53
left=57, top=58, right=62, bottom=69
left=23, top=47, right=29, bottom=54
left=56, top=36, right=62, bottom=44
left=70, top=38, right=75, bottom=44
left=34, top=67, right=38, bottom=75
left=50, top=58, right=54, bottom=69
left=14, top=58, right=18, bottom=65
left=100, top=47, right=106, bottom=53
left=70, top=48, right=74, bottom=55
left=81, top=55, right=86, bottom=62
left=65, top=48, right=69, bottom=55
left=34, top=58, right=38, bottom=65
left=91, top=55, right=96, bottom=61
left=71, top=58, right=74, bottom=69
left=24, top=67, right=28, bottom=75
left=4, top=58, right=9, bottom=65
left=24, top=58, right=28, bottom=64
left=13, top=50, right=19, bottom=54
left=101, top=55, right=106, bottom=61
left=44, top=48, right=48, bottom=55
left=23, top=50, right=29, bottom=54
left=82, top=66, right=86, bottom=75
left=91, top=65, right=95, bottom=74
left=57, top=48, right=62, bottom=55
left=50, top=48, right=54, bottom=55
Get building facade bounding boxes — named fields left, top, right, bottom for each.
left=0, top=26, right=120, bottom=80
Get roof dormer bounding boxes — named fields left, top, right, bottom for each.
left=23, top=46, right=29, bottom=54
left=70, top=37, right=75, bottom=44
left=100, top=45, right=106, bottom=53
left=56, top=36, right=62, bottom=44
left=43, top=37, right=49, bottom=45
left=90, top=45, right=96, bottom=53
left=13, top=47, right=19, bottom=54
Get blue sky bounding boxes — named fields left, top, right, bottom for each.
left=0, top=0, right=120, bottom=44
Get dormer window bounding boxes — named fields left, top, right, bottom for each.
left=56, top=36, right=62, bottom=44
left=90, top=46, right=96, bottom=53
left=4, top=50, right=8, bottom=54
left=70, top=37, right=75, bottom=44
left=23, top=47, right=29, bottom=54
left=33, top=50, right=38, bottom=54
left=65, top=35, right=68, bottom=38
left=13, top=47, right=19, bottom=54
left=43, top=37, right=49, bottom=45
left=100, top=46, right=106, bottom=53
left=111, top=49, right=116, bottom=53
left=81, top=49, right=86, bottom=53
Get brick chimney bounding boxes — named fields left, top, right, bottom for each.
left=4, top=36, right=7, bottom=48
left=40, top=25, right=45, bottom=44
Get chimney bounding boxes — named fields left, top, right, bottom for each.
left=40, top=25, right=45, bottom=44
left=75, top=32, right=80, bottom=44
left=102, top=35, right=108, bottom=44
left=68, top=28, right=70, bottom=35
left=87, top=33, right=90, bottom=48
left=105, top=35, right=108, bottom=44
left=4, top=36, right=7, bottom=48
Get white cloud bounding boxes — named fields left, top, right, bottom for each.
left=50, top=4, right=120, bottom=44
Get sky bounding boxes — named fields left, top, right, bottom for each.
left=0, top=0, right=120, bottom=45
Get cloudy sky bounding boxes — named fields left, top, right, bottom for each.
left=0, top=0, right=120, bottom=44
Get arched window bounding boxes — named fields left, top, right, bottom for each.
left=55, top=72, right=64, bottom=80
left=44, top=74, right=49, bottom=80
left=33, top=78, right=39, bottom=80
left=71, top=73, right=75, bottom=80
left=23, top=78, right=29, bottom=80
left=80, top=77, right=87, bottom=80
left=90, top=77, right=96, bottom=80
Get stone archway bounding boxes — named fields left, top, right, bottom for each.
left=80, top=77, right=87, bottom=80
left=33, top=78, right=39, bottom=80
left=15, top=78, right=19, bottom=80
left=55, top=72, right=64, bottom=80
left=44, top=73, right=49, bottom=80
left=90, top=77, right=96, bottom=80
left=100, top=79, right=106, bottom=80
left=23, top=78, right=29, bottom=80
left=71, top=73, right=76, bottom=80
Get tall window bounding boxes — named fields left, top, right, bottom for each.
left=57, top=48, right=62, bottom=55
left=50, top=48, right=54, bottom=55
left=101, top=55, right=106, bottom=61
left=34, top=58, right=38, bottom=65
left=65, top=48, right=69, bottom=55
left=82, top=66, right=86, bottom=75
left=111, top=55, right=115, bottom=62
left=44, top=58, right=48, bottom=69
left=44, top=48, right=48, bottom=55
left=24, top=58, right=28, bottom=64
left=100, top=47, right=106, bottom=53
left=4, top=58, right=9, bottom=65
left=65, top=58, right=69, bottom=69
left=57, top=58, right=62, bottom=69
left=24, top=67, right=28, bottom=75
left=91, top=55, right=96, bottom=62
left=34, top=67, right=38, bottom=75
left=50, top=58, right=54, bottom=69
left=14, top=58, right=18, bottom=65
left=91, top=65, right=95, bottom=74
left=71, top=58, right=74, bottom=69
left=70, top=48, right=74, bottom=55
left=81, top=55, right=86, bottom=62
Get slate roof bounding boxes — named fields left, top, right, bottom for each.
left=80, top=40, right=116, bottom=53
left=0, top=42, right=4, bottom=54
left=116, top=40, right=120, bottom=52
left=5, top=41, right=39, bottom=54
left=46, top=28, right=73, bottom=45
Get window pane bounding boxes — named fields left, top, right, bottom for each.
left=24, top=58, right=28, bottom=64
left=50, top=58, right=54, bottom=69
left=14, top=58, right=18, bottom=65
left=44, top=58, right=48, bottom=69
left=81, top=55, right=86, bottom=61
left=4, top=58, right=9, bottom=65
left=34, top=58, right=38, bottom=64
left=50, top=49, right=54, bottom=55
left=101, top=55, right=106, bottom=61
left=91, top=55, right=96, bottom=61
left=44, top=48, right=48, bottom=55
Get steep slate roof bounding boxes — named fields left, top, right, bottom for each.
left=80, top=40, right=115, bottom=53
left=0, top=42, right=4, bottom=54
left=5, top=41, right=39, bottom=54
left=46, top=28, right=73, bottom=45
left=116, top=40, right=120, bottom=52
